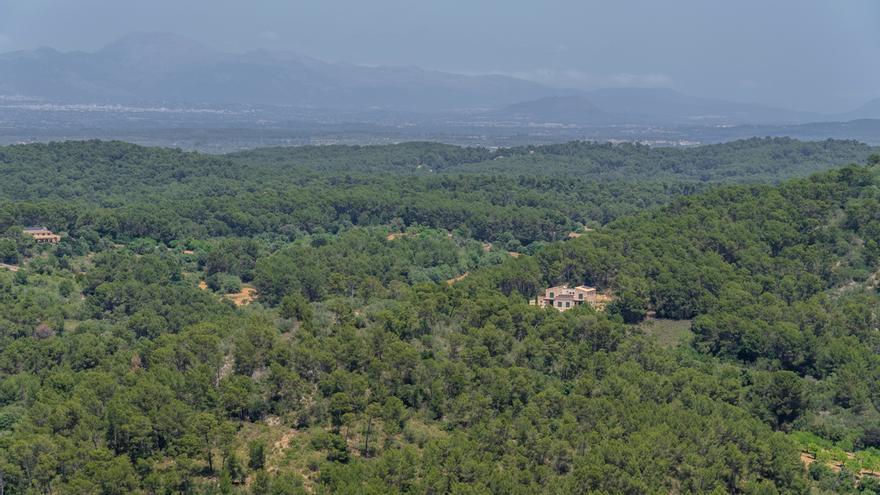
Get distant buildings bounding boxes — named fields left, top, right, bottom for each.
left=23, top=227, right=61, bottom=244
left=535, top=284, right=597, bottom=311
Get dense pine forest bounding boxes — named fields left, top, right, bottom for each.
left=1, top=138, right=880, bottom=494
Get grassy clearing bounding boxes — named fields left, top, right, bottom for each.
left=639, top=319, right=694, bottom=348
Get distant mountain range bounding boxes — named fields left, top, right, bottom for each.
left=1, top=32, right=878, bottom=126
left=0, top=32, right=549, bottom=112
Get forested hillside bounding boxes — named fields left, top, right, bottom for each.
left=0, top=138, right=875, bottom=247
left=0, top=140, right=879, bottom=494
left=230, top=137, right=874, bottom=181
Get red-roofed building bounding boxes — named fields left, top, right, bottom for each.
left=23, top=227, right=61, bottom=244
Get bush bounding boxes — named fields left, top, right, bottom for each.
left=607, top=291, right=647, bottom=324
left=0, top=238, right=18, bottom=264
left=280, top=292, right=313, bottom=323
left=248, top=441, right=266, bottom=470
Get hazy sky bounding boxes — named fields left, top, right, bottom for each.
left=0, top=0, right=878, bottom=113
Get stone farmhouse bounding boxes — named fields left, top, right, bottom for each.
left=535, top=285, right=597, bottom=311
left=23, top=227, right=61, bottom=244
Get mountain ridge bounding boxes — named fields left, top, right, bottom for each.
left=0, top=32, right=876, bottom=126
left=0, top=32, right=551, bottom=111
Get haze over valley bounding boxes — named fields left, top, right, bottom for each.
left=1, top=31, right=879, bottom=150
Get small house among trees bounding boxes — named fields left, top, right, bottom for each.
left=23, top=226, right=61, bottom=244
left=535, top=284, right=597, bottom=311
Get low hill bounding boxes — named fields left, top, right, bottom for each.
left=493, top=88, right=822, bottom=125
left=583, top=87, right=820, bottom=124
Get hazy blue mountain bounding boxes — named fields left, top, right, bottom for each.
left=0, top=32, right=550, bottom=111
left=843, top=98, right=880, bottom=120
